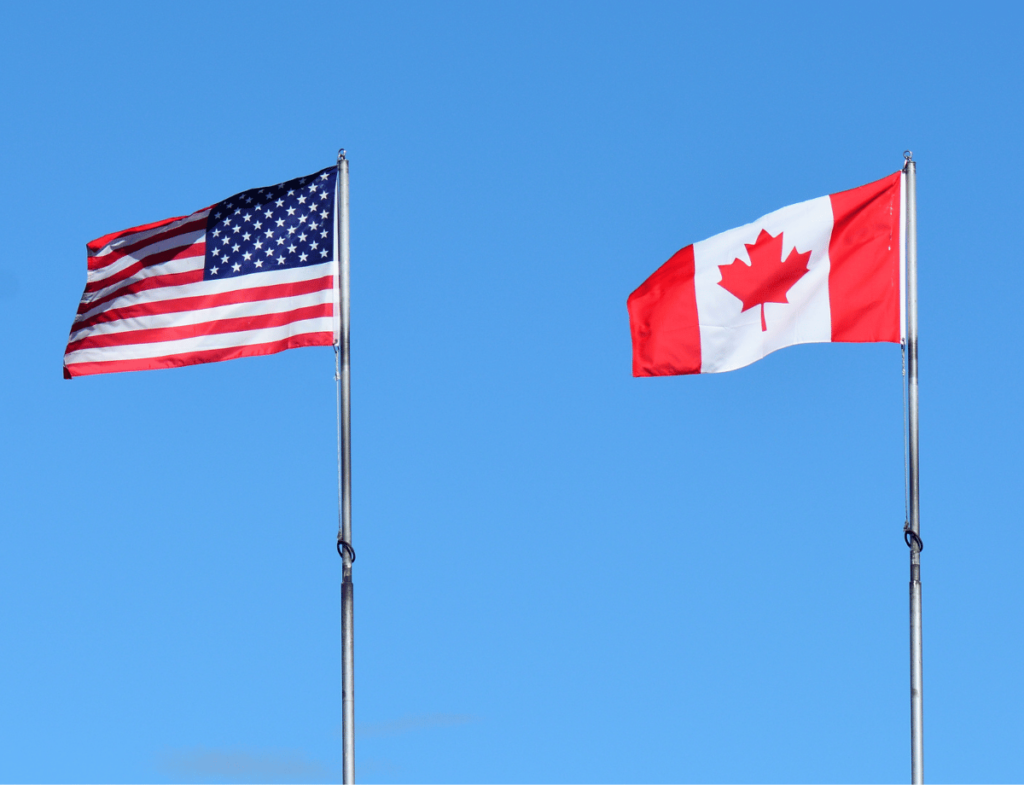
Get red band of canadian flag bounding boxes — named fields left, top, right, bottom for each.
left=627, top=171, right=905, bottom=375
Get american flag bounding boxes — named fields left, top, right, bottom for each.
left=64, top=167, right=340, bottom=378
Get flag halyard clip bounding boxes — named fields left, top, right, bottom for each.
left=337, top=537, right=356, bottom=563
left=903, top=520, right=923, bottom=552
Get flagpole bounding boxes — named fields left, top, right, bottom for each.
left=336, top=149, right=355, bottom=784
left=904, top=152, right=924, bottom=784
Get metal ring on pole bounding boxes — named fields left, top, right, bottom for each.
left=337, top=539, right=356, bottom=563
left=903, top=524, right=923, bottom=552
left=338, top=148, right=347, bottom=162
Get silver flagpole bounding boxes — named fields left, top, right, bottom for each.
left=335, top=149, right=355, bottom=784
left=904, top=152, right=924, bottom=784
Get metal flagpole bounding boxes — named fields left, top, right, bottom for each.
left=335, top=149, right=356, bottom=784
left=903, top=151, right=924, bottom=784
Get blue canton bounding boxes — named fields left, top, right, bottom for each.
left=203, top=167, right=337, bottom=280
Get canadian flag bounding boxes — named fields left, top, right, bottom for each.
left=628, top=171, right=905, bottom=375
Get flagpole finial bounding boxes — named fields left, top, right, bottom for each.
left=338, top=148, right=347, bottom=163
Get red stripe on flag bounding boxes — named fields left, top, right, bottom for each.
left=627, top=244, right=702, bottom=376
left=84, top=243, right=206, bottom=293
left=86, top=216, right=188, bottom=258
left=828, top=171, right=902, bottom=343
left=66, top=303, right=333, bottom=353
left=76, top=270, right=205, bottom=316
left=87, top=214, right=207, bottom=270
left=64, top=332, right=334, bottom=378
left=73, top=275, right=335, bottom=332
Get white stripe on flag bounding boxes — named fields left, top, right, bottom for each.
left=89, top=212, right=208, bottom=260
left=79, top=255, right=206, bottom=306
left=64, top=316, right=335, bottom=365
left=87, top=230, right=207, bottom=284
left=70, top=289, right=334, bottom=341
left=75, top=262, right=335, bottom=323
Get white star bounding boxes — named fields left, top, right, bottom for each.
left=244, top=196, right=252, bottom=204
left=254, top=220, right=262, bottom=230
left=224, top=217, right=232, bottom=226
left=287, top=226, right=297, bottom=235
left=288, top=244, right=297, bottom=253
left=212, top=228, right=221, bottom=237
left=214, top=211, right=222, bottom=219
left=297, top=195, right=307, bottom=204
left=311, top=240, right=319, bottom=249
left=255, top=259, right=263, bottom=268
left=286, top=207, right=296, bottom=216
left=234, top=207, right=241, bottom=215
left=275, top=199, right=284, bottom=207
left=298, top=232, right=307, bottom=242
left=276, top=218, right=285, bottom=227
left=309, top=184, right=318, bottom=193
left=242, top=232, right=251, bottom=241
left=222, top=236, right=230, bottom=245
left=243, top=251, right=252, bottom=261
left=226, top=202, right=234, bottom=208
left=320, top=171, right=329, bottom=180
left=298, top=214, right=308, bottom=224
left=265, top=229, right=274, bottom=238
left=287, top=189, right=295, bottom=196
left=212, top=248, right=220, bottom=257
left=320, top=210, right=329, bottom=219
left=276, top=237, right=285, bottom=246
left=210, top=266, right=219, bottom=274
left=232, top=262, right=241, bottom=272
left=277, top=255, right=285, bottom=264
left=320, top=230, right=328, bottom=238
left=265, top=209, right=274, bottom=218
left=300, top=178, right=307, bottom=184
left=232, top=243, right=240, bottom=252
left=320, top=248, right=328, bottom=258
left=265, top=247, right=275, bottom=256
left=320, top=191, right=329, bottom=200
left=254, top=240, right=263, bottom=249
left=310, top=221, right=319, bottom=230
left=299, top=252, right=308, bottom=262
left=232, top=225, right=241, bottom=233
left=243, top=213, right=252, bottom=222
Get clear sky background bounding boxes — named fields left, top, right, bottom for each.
left=1, top=1, right=1021, bottom=782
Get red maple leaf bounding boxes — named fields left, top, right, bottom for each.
left=717, top=229, right=812, bottom=331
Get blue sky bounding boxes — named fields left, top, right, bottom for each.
left=1, top=1, right=1022, bottom=782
